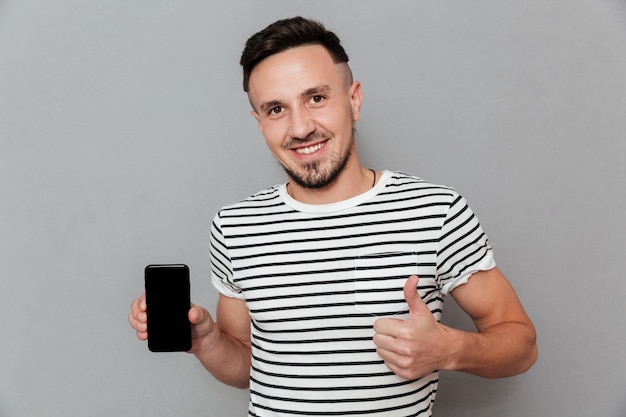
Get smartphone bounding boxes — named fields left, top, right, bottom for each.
left=144, top=264, right=192, bottom=352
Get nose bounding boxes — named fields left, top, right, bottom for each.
left=288, top=105, right=315, bottom=140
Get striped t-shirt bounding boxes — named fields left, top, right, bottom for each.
left=210, top=170, right=495, bottom=417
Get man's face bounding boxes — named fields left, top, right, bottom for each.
left=247, top=45, right=362, bottom=189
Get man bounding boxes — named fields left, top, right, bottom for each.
left=129, top=16, right=537, bottom=416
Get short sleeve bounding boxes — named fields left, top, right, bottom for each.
left=436, top=191, right=496, bottom=295
left=210, top=212, right=245, bottom=300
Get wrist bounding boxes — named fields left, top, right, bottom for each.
left=439, top=325, right=474, bottom=372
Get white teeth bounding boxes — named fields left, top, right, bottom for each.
left=295, top=142, right=324, bottom=155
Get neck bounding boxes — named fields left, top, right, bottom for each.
left=286, top=162, right=377, bottom=205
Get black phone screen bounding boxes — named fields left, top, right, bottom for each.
left=144, top=264, right=192, bottom=352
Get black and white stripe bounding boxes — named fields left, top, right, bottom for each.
left=210, top=171, right=494, bottom=416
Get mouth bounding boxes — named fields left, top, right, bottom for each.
left=293, top=140, right=328, bottom=155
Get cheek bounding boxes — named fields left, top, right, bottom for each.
left=327, top=114, right=355, bottom=140
left=260, top=123, right=287, bottom=150
left=316, top=107, right=353, bottom=133
left=318, top=102, right=360, bottom=127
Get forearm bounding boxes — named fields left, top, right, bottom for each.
left=444, top=321, right=538, bottom=378
left=192, top=329, right=251, bottom=389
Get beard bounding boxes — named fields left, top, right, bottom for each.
left=281, top=129, right=355, bottom=189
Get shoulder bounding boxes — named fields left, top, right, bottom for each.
left=219, top=185, right=282, bottom=212
left=212, top=184, right=290, bottom=227
left=382, top=171, right=460, bottom=203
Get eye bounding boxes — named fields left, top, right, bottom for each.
left=269, top=106, right=283, bottom=115
left=310, top=95, right=324, bottom=104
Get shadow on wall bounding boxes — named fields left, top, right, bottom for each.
left=434, top=371, right=520, bottom=416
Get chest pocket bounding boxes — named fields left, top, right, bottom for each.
left=354, top=252, right=418, bottom=318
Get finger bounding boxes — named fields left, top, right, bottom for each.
left=129, top=293, right=149, bottom=341
left=403, top=275, right=430, bottom=319
left=138, top=292, right=146, bottom=311
left=128, top=313, right=148, bottom=341
left=376, top=344, right=405, bottom=367
left=188, top=305, right=208, bottom=325
left=375, top=340, right=416, bottom=379
left=188, top=306, right=214, bottom=346
left=372, top=315, right=404, bottom=336
left=373, top=331, right=399, bottom=352
left=130, top=294, right=147, bottom=318
left=128, top=311, right=147, bottom=332
left=131, top=293, right=146, bottom=310
left=130, top=299, right=147, bottom=323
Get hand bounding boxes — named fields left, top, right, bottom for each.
left=128, top=293, right=149, bottom=341
left=128, top=293, right=216, bottom=353
left=186, top=303, right=217, bottom=354
left=373, top=275, right=453, bottom=379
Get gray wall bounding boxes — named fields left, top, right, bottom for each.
left=1, top=1, right=625, bottom=416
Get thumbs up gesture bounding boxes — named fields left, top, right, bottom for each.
left=373, top=275, right=454, bottom=380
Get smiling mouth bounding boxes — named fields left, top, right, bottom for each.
left=294, top=140, right=327, bottom=155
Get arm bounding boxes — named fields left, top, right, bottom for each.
left=445, top=267, right=538, bottom=377
left=373, top=268, right=538, bottom=379
left=129, top=293, right=252, bottom=388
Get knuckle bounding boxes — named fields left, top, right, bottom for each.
left=397, top=344, right=413, bottom=357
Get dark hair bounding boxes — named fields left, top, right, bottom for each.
left=240, top=16, right=350, bottom=92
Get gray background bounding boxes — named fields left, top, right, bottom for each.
left=1, top=1, right=625, bottom=416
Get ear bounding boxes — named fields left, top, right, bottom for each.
left=251, top=109, right=263, bottom=133
left=349, top=81, right=363, bottom=122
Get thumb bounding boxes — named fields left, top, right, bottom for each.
left=188, top=304, right=209, bottom=325
left=404, top=275, right=429, bottom=318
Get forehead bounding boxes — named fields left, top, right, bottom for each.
left=248, top=45, right=344, bottom=103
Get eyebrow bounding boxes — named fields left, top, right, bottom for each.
left=300, top=84, right=331, bottom=99
left=258, top=100, right=283, bottom=114
left=258, top=84, right=332, bottom=114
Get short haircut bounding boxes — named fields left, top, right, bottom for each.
left=240, top=16, right=350, bottom=92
